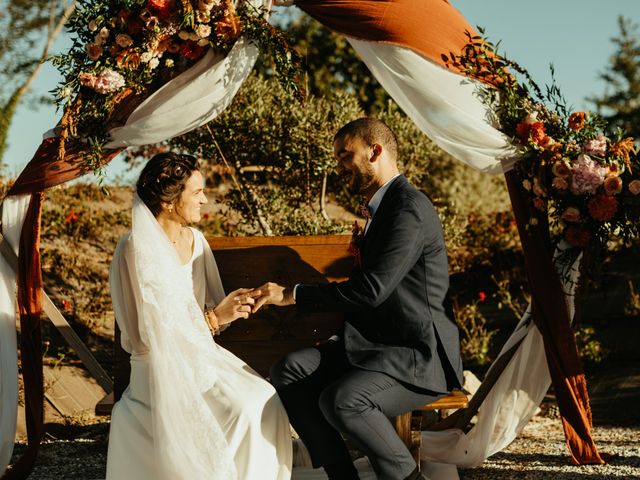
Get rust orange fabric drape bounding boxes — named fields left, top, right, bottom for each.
left=505, top=171, right=603, bottom=465
left=296, top=0, right=477, bottom=74
left=295, top=0, right=604, bottom=465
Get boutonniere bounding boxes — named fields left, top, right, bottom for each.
left=348, top=220, right=364, bottom=267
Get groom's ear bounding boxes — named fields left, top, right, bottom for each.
left=370, top=143, right=382, bottom=162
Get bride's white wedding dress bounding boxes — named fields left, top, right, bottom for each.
left=106, top=195, right=292, bottom=480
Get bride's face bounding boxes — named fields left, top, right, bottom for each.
left=174, top=170, right=208, bottom=223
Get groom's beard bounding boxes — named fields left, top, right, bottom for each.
left=348, top=167, right=376, bottom=195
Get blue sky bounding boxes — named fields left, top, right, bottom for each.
left=3, top=0, right=639, bottom=183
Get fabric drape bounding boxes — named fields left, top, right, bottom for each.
left=0, top=196, right=30, bottom=475
left=504, top=171, right=602, bottom=465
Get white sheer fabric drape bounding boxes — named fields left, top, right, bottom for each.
left=105, top=36, right=258, bottom=148
left=0, top=195, right=31, bottom=474
left=348, top=39, right=518, bottom=175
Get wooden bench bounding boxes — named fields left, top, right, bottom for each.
left=101, top=234, right=468, bottom=465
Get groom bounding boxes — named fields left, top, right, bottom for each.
left=253, top=118, right=463, bottom=480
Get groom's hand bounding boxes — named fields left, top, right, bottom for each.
left=251, top=282, right=295, bottom=313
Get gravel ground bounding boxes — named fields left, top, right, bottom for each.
left=458, top=415, right=640, bottom=479
left=9, top=413, right=639, bottom=479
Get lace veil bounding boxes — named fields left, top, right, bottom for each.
left=123, top=193, right=236, bottom=479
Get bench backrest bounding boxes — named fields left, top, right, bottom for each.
left=114, top=234, right=353, bottom=399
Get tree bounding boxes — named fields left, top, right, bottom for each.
left=256, top=15, right=390, bottom=113
left=0, top=0, right=76, bottom=164
left=589, top=16, right=640, bottom=141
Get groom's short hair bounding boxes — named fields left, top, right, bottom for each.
left=334, top=118, right=398, bottom=161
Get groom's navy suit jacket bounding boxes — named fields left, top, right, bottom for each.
left=296, top=175, right=463, bottom=394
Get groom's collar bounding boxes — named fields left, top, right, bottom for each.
left=367, top=173, right=402, bottom=218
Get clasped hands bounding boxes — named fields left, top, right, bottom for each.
left=205, top=282, right=294, bottom=335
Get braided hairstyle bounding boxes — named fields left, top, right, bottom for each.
left=136, top=152, right=200, bottom=217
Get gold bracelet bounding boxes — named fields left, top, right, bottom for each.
left=205, top=308, right=220, bottom=335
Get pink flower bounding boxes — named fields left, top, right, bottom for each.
left=196, top=24, right=212, bottom=38
left=86, top=43, right=103, bottom=60
left=115, top=33, right=134, bottom=48
left=93, top=68, right=126, bottom=94
left=629, top=179, right=640, bottom=195
left=552, top=176, right=569, bottom=190
left=561, top=207, right=581, bottom=223
left=603, top=175, right=623, bottom=195
left=583, top=135, right=607, bottom=157
left=570, top=154, right=606, bottom=195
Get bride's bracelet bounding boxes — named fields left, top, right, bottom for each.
left=205, top=307, right=220, bottom=335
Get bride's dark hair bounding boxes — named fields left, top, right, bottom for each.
left=136, top=152, right=200, bottom=216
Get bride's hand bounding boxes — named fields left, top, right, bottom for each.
left=213, top=288, right=256, bottom=326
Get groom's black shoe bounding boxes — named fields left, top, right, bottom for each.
left=323, top=460, right=360, bottom=480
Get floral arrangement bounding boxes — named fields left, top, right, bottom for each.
left=443, top=30, right=640, bottom=266
left=50, top=0, right=303, bottom=170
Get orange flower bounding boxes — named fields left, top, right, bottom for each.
left=180, top=41, right=206, bottom=60
left=552, top=160, right=571, bottom=178
left=61, top=299, right=73, bottom=312
left=146, top=0, right=176, bottom=19
left=86, top=43, right=103, bottom=60
left=609, top=137, right=637, bottom=171
left=587, top=194, right=618, bottom=221
left=603, top=175, right=623, bottom=195
left=564, top=225, right=592, bottom=247
left=516, top=121, right=548, bottom=146
left=216, top=0, right=242, bottom=41
left=116, top=49, right=141, bottom=68
left=65, top=208, right=79, bottom=223
left=533, top=197, right=547, bottom=211
left=568, top=112, right=586, bottom=131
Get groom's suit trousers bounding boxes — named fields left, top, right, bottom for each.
left=271, top=340, right=442, bottom=480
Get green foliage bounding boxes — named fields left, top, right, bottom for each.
left=164, top=74, right=363, bottom=235
left=575, top=326, right=606, bottom=367
left=453, top=297, right=495, bottom=367
left=590, top=16, right=640, bottom=141
left=255, top=16, right=389, bottom=113
left=625, top=280, right=640, bottom=317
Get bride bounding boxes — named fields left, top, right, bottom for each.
left=106, top=152, right=292, bottom=479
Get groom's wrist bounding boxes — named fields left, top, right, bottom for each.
left=283, top=286, right=296, bottom=305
